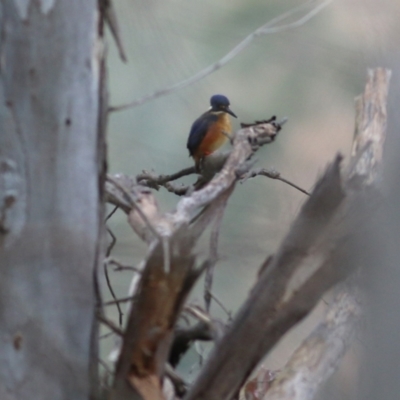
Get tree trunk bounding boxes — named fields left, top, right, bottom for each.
left=0, top=1, right=104, bottom=399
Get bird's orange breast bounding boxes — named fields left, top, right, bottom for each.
left=193, top=113, right=231, bottom=161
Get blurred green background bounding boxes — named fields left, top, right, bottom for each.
left=101, top=0, right=400, bottom=396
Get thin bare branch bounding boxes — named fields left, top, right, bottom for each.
left=109, top=0, right=333, bottom=113
left=102, top=295, right=136, bottom=307
left=106, top=205, right=119, bottom=221
left=204, top=189, right=232, bottom=311
left=104, top=257, right=142, bottom=273
left=97, top=314, right=124, bottom=337
left=208, top=292, right=232, bottom=320
left=241, top=167, right=311, bottom=196
left=112, top=266, right=140, bottom=272
left=104, top=261, right=124, bottom=326
left=137, top=166, right=196, bottom=188
left=106, top=226, right=116, bottom=257
left=137, top=167, right=196, bottom=196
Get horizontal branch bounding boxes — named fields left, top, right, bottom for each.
left=136, top=166, right=195, bottom=188
left=240, top=167, right=311, bottom=196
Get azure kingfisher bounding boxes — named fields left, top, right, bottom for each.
left=187, top=94, right=237, bottom=170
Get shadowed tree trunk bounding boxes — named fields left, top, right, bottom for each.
left=0, top=1, right=104, bottom=399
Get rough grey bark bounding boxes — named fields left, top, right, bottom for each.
left=0, top=1, right=103, bottom=399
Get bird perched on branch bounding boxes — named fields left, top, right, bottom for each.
left=187, top=94, right=237, bottom=170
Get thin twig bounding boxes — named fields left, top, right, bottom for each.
left=106, top=226, right=117, bottom=257
left=105, top=206, right=119, bottom=257
left=209, top=291, right=232, bottom=320
left=241, top=167, right=311, bottom=196
left=99, top=331, right=115, bottom=340
left=136, top=166, right=196, bottom=186
left=106, top=205, right=119, bottom=221
left=112, top=265, right=140, bottom=272
left=109, top=0, right=333, bottom=112
left=102, top=295, right=136, bottom=307
left=105, top=257, right=142, bottom=273
left=184, top=305, right=213, bottom=325
left=103, top=262, right=124, bottom=326
left=204, top=189, right=232, bottom=311
left=136, top=167, right=195, bottom=196
left=97, top=313, right=124, bottom=336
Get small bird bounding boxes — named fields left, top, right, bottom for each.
left=187, top=94, right=237, bottom=170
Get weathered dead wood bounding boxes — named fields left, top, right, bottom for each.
left=184, top=156, right=347, bottom=400
left=184, top=68, right=391, bottom=400
left=106, top=119, right=282, bottom=240
left=263, top=287, right=361, bottom=400
left=110, top=231, right=206, bottom=400
left=106, top=119, right=282, bottom=399
left=106, top=69, right=390, bottom=400
left=240, top=167, right=311, bottom=196
left=257, top=67, right=391, bottom=400
left=349, top=68, right=391, bottom=182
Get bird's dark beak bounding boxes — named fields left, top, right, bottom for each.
left=226, top=107, right=237, bottom=118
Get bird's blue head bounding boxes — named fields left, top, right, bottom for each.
left=209, top=94, right=237, bottom=118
